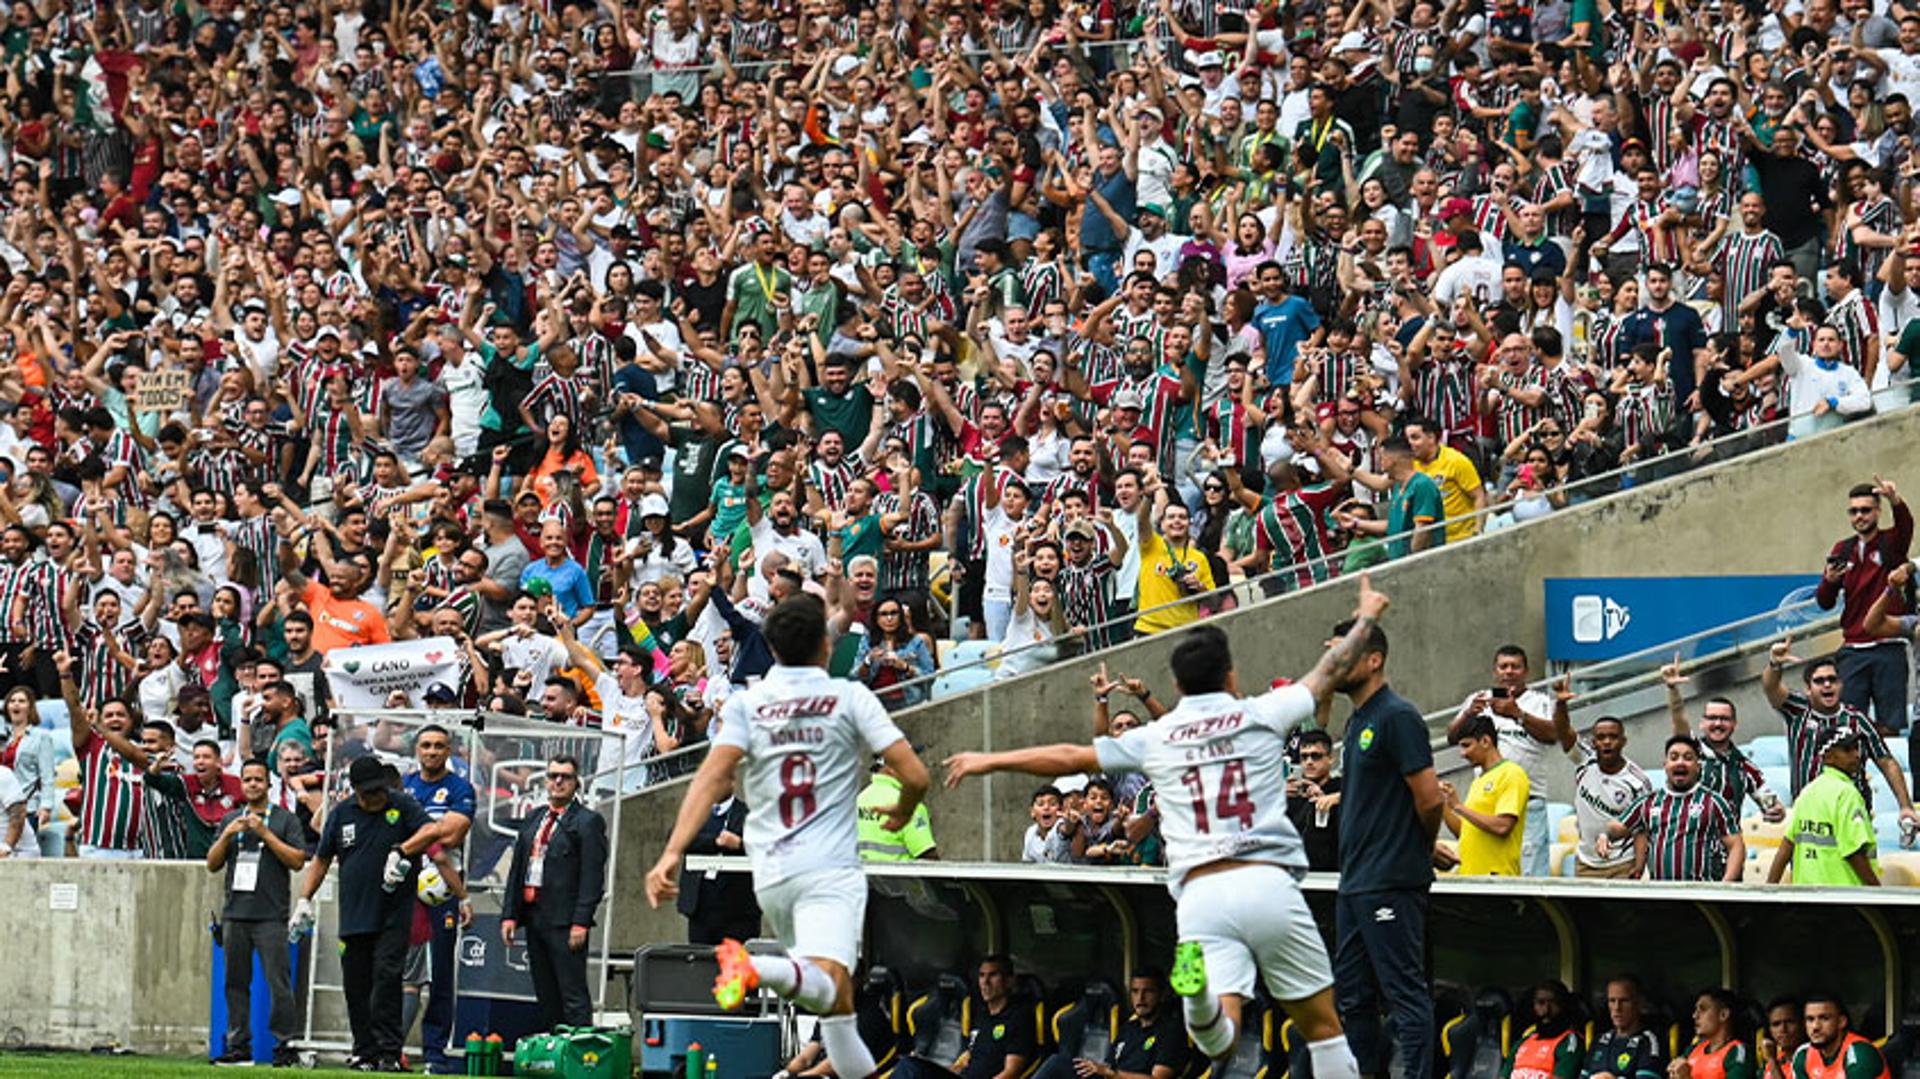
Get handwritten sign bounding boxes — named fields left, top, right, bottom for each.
left=323, top=636, right=462, bottom=709
left=134, top=367, right=192, bottom=414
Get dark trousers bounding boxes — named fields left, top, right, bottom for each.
left=687, top=910, right=760, bottom=947
left=223, top=917, right=297, bottom=1056
left=526, top=921, right=593, bottom=1031
left=1334, top=888, right=1434, bottom=1079
left=421, top=901, right=459, bottom=1064
left=889, top=1058, right=963, bottom=1079
left=341, top=924, right=410, bottom=1062
left=1838, top=641, right=1910, bottom=734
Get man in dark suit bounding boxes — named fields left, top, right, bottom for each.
left=501, top=755, right=609, bottom=1030
left=675, top=796, right=760, bottom=944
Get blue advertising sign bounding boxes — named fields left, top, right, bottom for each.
left=1544, top=575, right=1822, bottom=662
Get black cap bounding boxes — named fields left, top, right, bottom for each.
left=348, top=755, right=388, bottom=792
left=423, top=683, right=458, bottom=704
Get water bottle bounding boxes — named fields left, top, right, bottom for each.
left=1901, top=817, right=1917, bottom=850
left=465, top=1033, right=485, bottom=1076
left=705, top=1056, right=719, bottom=1077
left=685, top=1042, right=706, bottom=1079
left=483, top=1032, right=504, bottom=1075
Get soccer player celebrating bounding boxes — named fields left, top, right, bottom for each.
left=645, top=594, right=930, bottom=1079
left=944, top=576, right=1393, bottom=1078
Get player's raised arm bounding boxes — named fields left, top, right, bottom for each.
left=944, top=744, right=1104, bottom=788
left=1300, top=574, right=1391, bottom=703
left=644, top=744, right=745, bottom=908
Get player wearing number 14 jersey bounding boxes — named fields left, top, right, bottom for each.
left=945, top=576, right=1392, bottom=1077
left=646, top=595, right=930, bottom=1079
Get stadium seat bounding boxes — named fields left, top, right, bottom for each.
left=1745, top=736, right=1790, bottom=768
left=1048, top=980, right=1119, bottom=1069
left=1880, top=852, right=1920, bottom=886
left=1741, top=817, right=1786, bottom=847
left=1015, top=973, right=1051, bottom=1074
left=931, top=666, right=995, bottom=700
left=863, top=966, right=907, bottom=1073
left=904, top=973, right=971, bottom=1064
left=1874, top=812, right=1910, bottom=851
left=1464, top=987, right=1515, bottom=1079
left=1195, top=994, right=1266, bottom=1079
left=946, top=639, right=999, bottom=670
left=1555, top=814, right=1579, bottom=844
left=1543, top=802, right=1575, bottom=843
left=1871, top=770, right=1896, bottom=806
left=1548, top=842, right=1577, bottom=877
left=1759, top=766, right=1793, bottom=803
left=1887, top=738, right=1909, bottom=770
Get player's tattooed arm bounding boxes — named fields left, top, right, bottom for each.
left=1301, top=574, right=1390, bottom=703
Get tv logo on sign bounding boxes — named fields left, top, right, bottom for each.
left=1570, top=595, right=1631, bottom=643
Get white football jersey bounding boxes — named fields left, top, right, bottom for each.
left=714, top=664, right=906, bottom=887
left=1094, top=684, right=1315, bottom=896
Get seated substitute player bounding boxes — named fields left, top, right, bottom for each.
left=1788, top=996, right=1888, bottom=1079
left=645, top=594, right=931, bottom=1079
left=945, top=575, right=1394, bottom=1078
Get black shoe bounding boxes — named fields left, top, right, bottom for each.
left=270, top=1051, right=299, bottom=1069
left=212, top=1051, right=255, bottom=1067
left=347, top=1057, right=376, bottom=1073
left=375, top=1058, right=409, bottom=1073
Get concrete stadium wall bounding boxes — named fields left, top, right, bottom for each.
left=0, top=859, right=226, bottom=1054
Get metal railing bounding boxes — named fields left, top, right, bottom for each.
left=870, top=388, right=1913, bottom=705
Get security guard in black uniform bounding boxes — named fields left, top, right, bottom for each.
left=292, top=756, right=436, bottom=1072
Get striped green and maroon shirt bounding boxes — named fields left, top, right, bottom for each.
left=1256, top=486, right=1342, bottom=592
left=76, top=735, right=142, bottom=853
left=1696, top=740, right=1770, bottom=816
left=1620, top=783, right=1737, bottom=882
left=1778, top=692, right=1888, bottom=808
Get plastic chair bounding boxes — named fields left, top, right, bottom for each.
left=1745, top=736, right=1790, bottom=768
left=931, top=666, right=994, bottom=701
left=1549, top=841, right=1578, bottom=877
left=946, top=639, right=999, bottom=670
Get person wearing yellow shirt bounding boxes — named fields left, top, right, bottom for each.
left=1406, top=417, right=1486, bottom=543
left=1132, top=471, right=1217, bottom=636
left=1441, top=715, right=1530, bottom=875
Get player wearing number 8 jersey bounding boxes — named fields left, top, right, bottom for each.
left=944, top=575, right=1394, bottom=1078
left=645, top=594, right=931, bottom=1079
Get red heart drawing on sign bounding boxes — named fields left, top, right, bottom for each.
left=424, top=651, right=445, bottom=663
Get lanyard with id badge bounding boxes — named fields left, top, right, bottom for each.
left=232, top=848, right=262, bottom=892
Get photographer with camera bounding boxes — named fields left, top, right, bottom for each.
left=1444, top=645, right=1558, bottom=877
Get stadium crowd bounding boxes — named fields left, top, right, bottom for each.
left=6, top=0, right=1920, bottom=861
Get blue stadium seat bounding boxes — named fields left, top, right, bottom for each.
left=1543, top=802, right=1575, bottom=841
left=1874, top=812, right=1909, bottom=850
left=932, top=667, right=995, bottom=700
left=1745, top=736, right=1790, bottom=768
left=1759, top=766, right=1793, bottom=803
left=947, top=639, right=996, bottom=669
